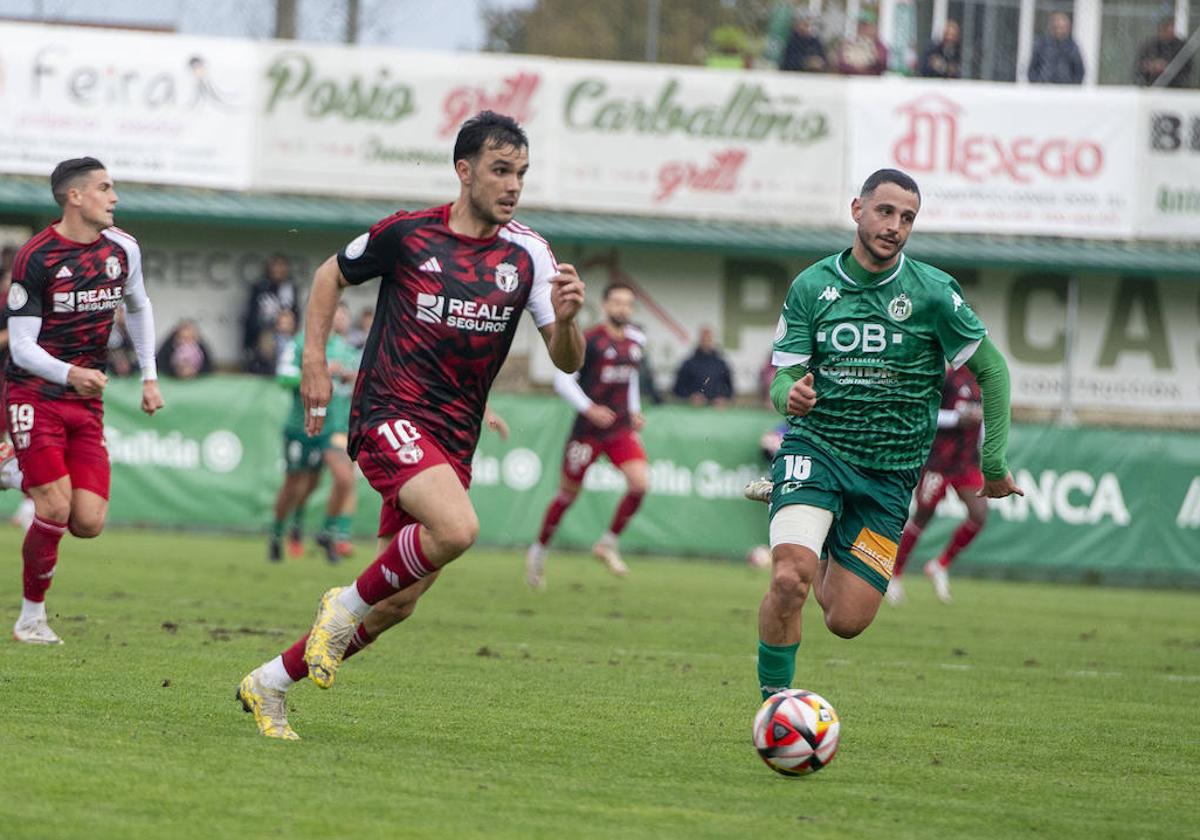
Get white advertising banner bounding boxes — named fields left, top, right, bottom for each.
left=1135, top=89, right=1200, bottom=240
left=552, top=62, right=847, bottom=224
left=849, top=79, right=1139, bottom=237
left=253, top=45, right=557, bottom=205
left=0, top=22, right=256, bottom=189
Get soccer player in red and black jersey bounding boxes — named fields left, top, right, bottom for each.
left=237, top=112, right=586, bottom=740
left=526, top=282, right=649, bottom=587
left=6, top=158, right=163, bottom=645
left=887, top=365, right=988, bottom=605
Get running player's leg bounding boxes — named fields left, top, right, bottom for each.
left=925, top=473, right=988, bottom=603
left=757, top=504, right=833, bottom=699
left=888, top=470, right=944, bottom=605
left=528, top=437, right=596, bottom=588
left=592, top=432, right=647, bottom=577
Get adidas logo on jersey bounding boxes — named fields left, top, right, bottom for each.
left=419, top=257, right=443, bottom=273
left=55, top=265, right=73, bottom=279
left=819, top=285, right=841, bottom=302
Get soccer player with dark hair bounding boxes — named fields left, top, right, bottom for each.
left=7, top=157, right=162, bottom=644
left=745, top=168, right=1021, bottom=700
left=237, top=111, right=586, bottom=739
left=887, top=364, right=988, bottom=605
left=526, top=281, right=648, bottom=587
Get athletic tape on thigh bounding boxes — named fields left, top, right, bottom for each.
left=769, top=504, right=835, bottom=555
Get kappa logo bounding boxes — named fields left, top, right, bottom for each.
left=951, top=291, right=964, bottom=311
left=419, top=257, right=443, bottom=273
left=494, top=262, right=519, bottom=293
left=55, top=265, right=73, bottom=279
left=416, top=292, right=445, bottom=324
left=818, top=285, right=841, bottom=302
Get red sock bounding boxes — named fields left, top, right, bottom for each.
left=354, top=523, right=435, bottom=604
left=537, top=492, right=576, bottom=545
left=893, top=521, right=922, bottom=577
left=279, top=624, right=377, bottom=682
left=938, top=520, right=983, bottom=568
left=22, top=515, right=67, bottom=602
left=607, top=491, right=645, bottom=537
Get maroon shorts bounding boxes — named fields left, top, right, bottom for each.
left=5, top=384, right=110, bottom=498
left=560, top=428, right=646, bottom=483
left=355, top=417, right=471, bottom=538
left=914, top=466, right=984, bottom=511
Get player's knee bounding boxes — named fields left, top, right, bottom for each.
left=626, top=475, right=649, bottom=496
left=68, top=513, right=105, bottom=539
left=823, top=610, right=868, bottom=639
left=436, top=514, right=479, bottom=558
left=769, top=564, right=811, bottom=610
left=968, top=507, right=989, bottom=527
left=37, top=499, right=71, bottom=524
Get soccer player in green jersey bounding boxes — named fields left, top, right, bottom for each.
left=751, top=169, right=1023, bottom=700
left=269, top=303, right=360, bottom=564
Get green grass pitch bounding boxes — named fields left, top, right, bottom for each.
left=0, top=529, right=1196, bottom=839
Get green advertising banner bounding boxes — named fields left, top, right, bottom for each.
left=1, top=379, right=1195, bottom=586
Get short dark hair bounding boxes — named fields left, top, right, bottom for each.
left=50, top=157, right=106, bottom=207
left=603, top=281, right=635, bottom=300
left=453, top=111, right=528, bottom=164
left=860, top=168, right=921, bottom=202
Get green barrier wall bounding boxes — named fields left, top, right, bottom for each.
left=4, top=378, right=1195, bottom=585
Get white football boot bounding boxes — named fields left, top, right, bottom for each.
left=13, top=616, right=63, bottom=645
left=924, top=560, right=952, bottom=603
left=525, top=543, right=548, bottom=590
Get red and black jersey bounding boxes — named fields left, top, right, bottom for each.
left=5, top=225, right=135, bottom=400
left=570, top=324, right=645, bottom=439
left=337, top=204, right=556, bottom=468
left=926, top=365, right=982, bottom=473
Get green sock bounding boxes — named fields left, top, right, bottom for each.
left=332, top=514, right=353, bottom=540
left=321, top=514, right=337, bottom=535
left=757, top=640, right=799, bottom=701
left=289, top=506, right=305, bottom=536
left=270, top=519, right=285, bottom=540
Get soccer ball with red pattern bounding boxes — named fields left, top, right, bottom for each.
left=752, top=689, right=840, bottom=776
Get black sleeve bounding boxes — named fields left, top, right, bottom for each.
left=7, top=248, right=48, bottom=318
left=336, top=214, right=406, bottom=286
left=242, top=283, right=262, bottom=351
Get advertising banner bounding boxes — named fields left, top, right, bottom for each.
left=849, top=79, right=1139, bottom=237
left=0, top=22, right=256, bottom=189
left=0, top=384, right=1191, bottom=584
left=253, top=44, right=557, bottom=204
left=553, top=61, right=847, bottom=224
left=1135, top=89, right=1200, bottom=240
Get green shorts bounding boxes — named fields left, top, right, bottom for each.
left=283, top=428, right=334, bottom=473
left=768, top=436, right=919, bottom=595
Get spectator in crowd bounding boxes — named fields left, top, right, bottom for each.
left=779, top=12, right=828, bottom=73
left=158, top=318, right=213, bottom=379
left=1135, top=17, right=1193, bottom=87
left=348, top=306, right=374, bottom=350
left=836, top=10, right=888, bottom=76
left=706, top=25, right=754, bottom=69
left=1028, top=11, right=1085, bottom=84
left=919, top=19, right=962, bottom=79
left=672, top=326, right=734, bottom=407
left=638, top=340, right=663, bottom=406
left=242, top=253, right=299, bottom=374
left=107, top=307, right=139, bottom=377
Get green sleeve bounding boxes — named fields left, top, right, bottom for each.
left=965, top=336, right=1012, bottom=480
left=770, top=364, right=807, bottom=416
left=276, top=333, right=301, bottom=390
left=771, top=279, right=812, bottom=370
left=935, top=278, right=988, bottom=368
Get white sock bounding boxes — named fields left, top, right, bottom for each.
left=19, top=598, right=46, bottom=623
left=600, top=531, right=617, bottom=546
left=336, top=583, right=371, bottom=620
left=259, top=655, right=295, bottom=692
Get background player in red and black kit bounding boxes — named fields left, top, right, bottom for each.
left=237, top=111, right=586, bottom=740
left=526, top=282, right=648, bottom=587
left=887, top=365, right=988, bottom=605
left=6, top=158, right=162, bottom=644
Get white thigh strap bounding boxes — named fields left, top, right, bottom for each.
left=769, top=504, right=834, bottom=556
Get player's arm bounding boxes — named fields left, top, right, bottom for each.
left=964, top=337, right=1022, bottom=498
left=483, top=405, right=509, bottom=441
left=628, top=361, right=645, bottom=430
left=537, top=264, right=585, bottom=373
left=770, top=279, right=815, bottom=417
left=121, top=241, right=163, bottom=415
left=299, top=256, right=346, bottom=434
left=276, top=333, right=302, bottom=390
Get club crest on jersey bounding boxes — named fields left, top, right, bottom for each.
left=7, top=283, right=28, bottom=311
left=494, top=262, right=519, bottom=293
left=887, top=294, right=913, bottom=322
left=104, top=255, right=122, bottom=280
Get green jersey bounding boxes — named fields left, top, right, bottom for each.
left=279, top=332, right=361, bottom=436
left=772, top=249, right=987, bottom=472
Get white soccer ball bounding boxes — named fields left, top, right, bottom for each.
left=746, top=545, right=771, bottom=569
left=752, top=689, right=841, bottom=777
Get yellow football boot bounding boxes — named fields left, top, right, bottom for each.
left=237, top=669, right=300, bottom=741
left=304, top=587, right=358, bottom=689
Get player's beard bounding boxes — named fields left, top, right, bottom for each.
left=858, top=226, right=904, bottom=267
left=468, top=185, right=513, bottom=229
left=607, top=313, right=629, bottom=328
